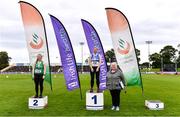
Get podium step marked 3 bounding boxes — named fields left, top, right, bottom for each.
left=145, top=100, right=164, bottom=110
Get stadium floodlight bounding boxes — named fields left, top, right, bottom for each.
left=145, top=41, right=152, bottom=70
left=79, top=42, right=85, bottom=73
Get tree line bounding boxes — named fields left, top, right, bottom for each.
left=105, top=45, right=179, bottom=69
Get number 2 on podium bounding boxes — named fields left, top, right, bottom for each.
left=33, top=100, right=38, bottom=106
left=92, top=95, right=97, bottom=104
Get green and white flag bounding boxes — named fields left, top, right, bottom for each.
left=106, top=8, right=143, bottom=90
left=19, top=1, right=52, bottom=90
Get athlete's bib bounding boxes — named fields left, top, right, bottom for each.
left=91, top=53, right=100, bottom=67
left=34, top=69, right=42, bottom=74
left=34, top=61, right=44, bottom=74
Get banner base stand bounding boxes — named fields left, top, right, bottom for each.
left=86, top=91, right=104, bottom=110
left=28, top=96, right=48, bottom=109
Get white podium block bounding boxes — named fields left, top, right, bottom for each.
left=28, top=96, right=48, bottom=109
left=86, top=91, right=104, bottom=110
left=145, top=100, right=164, bottom=110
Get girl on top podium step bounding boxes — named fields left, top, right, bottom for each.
left=88, top=47, right=101, bottom=93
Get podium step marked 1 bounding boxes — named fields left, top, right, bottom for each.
left=29, top=96, right=48, bottom=109
left=86, top=91, right=104, bottom=110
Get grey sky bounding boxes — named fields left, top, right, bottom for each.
left=0, top=0, right=180, bottom=64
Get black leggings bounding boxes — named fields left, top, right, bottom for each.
left=34, top=74, right=44, bottom=96
left=90, top=67, right=100, bottom=88
left=110, top=89, right=121, bottom=106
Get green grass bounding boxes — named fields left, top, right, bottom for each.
left=0, top=74, right=180, bottom=116
left=141, top=68, right=180, bottom=72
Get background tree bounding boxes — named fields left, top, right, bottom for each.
left=105, top=48, right=115, bottom=62
left=141, top=62, right=149, bottom=68
left=0, top=51, right=11, bottom=70
left=149, top=45, right=177, bottom=68
left=176, top=51, right=180, bottom=66
left=149, top=53, right=161, bottom=68
left=160, top=45, right=177, bottom=64
left=135, top=48, right=141, bottom=64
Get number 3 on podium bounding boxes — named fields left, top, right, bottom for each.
left=92, top=95, right=97, bottom=104
left=156, top=103, right=159, bottom=108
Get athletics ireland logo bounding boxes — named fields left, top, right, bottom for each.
left=30, top=33, right=43, bottom=49
left=117, top=38, right=130, bottom=55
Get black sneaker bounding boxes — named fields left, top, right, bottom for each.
left=97, top=88, right=101, bottom=93
left=39, top=95, right=43, bottom=98
left=90, top=89, right=93, bottom=93
left=33, top=95, right=38, bottom=98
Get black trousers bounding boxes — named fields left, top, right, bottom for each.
left=90, top=66, right=100, bottom=88
left=110, top=89, right=121, bottom=106
left=34, top=74, right=44, bottom=96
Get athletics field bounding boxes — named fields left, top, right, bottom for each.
left=0, top=74, right=179, bottom=116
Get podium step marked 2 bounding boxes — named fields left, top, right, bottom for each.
left=86, top=91, right=104, bottom=110
left=29, top=96, right=48, bottom=109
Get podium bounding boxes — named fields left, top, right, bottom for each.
left=28, top=96, right=48, bottom=109
left=145, top=100, right=164, bottom=110
left=86, top=91, right=104, bottom=110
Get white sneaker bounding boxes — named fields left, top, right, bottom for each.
left=111, top=106, right=115, bottom=110
left=115, top=106, right=120, bottom=111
